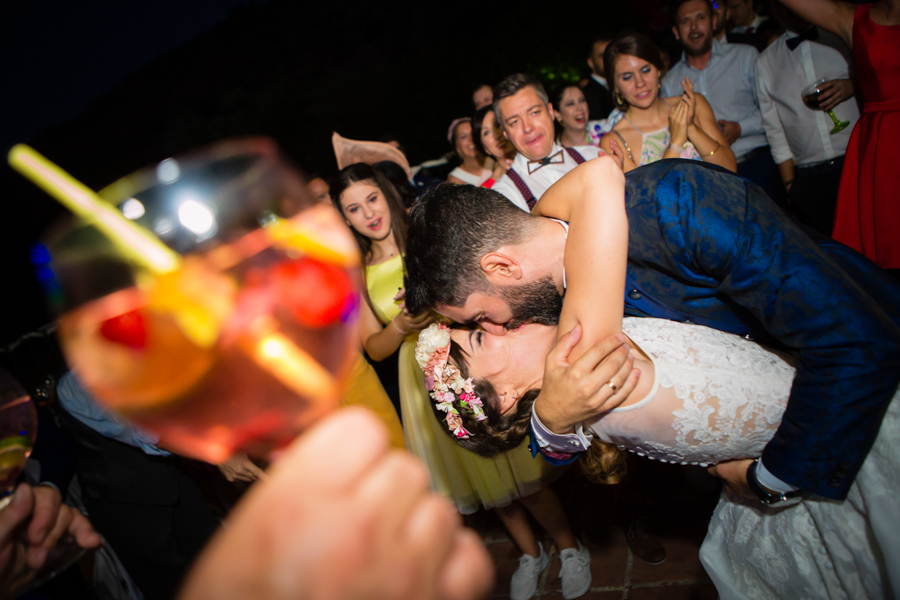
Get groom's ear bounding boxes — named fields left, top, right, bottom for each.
left=480, top=252, right=523, bottom=284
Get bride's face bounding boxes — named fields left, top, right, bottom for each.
left=449, top=324, right=557, bottom=413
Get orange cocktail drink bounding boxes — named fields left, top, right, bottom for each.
left=36, top=140, right=360, bottom=463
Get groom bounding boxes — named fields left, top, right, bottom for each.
left=404, top=158, right=900, bottom=503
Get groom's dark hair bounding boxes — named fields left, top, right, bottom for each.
left=404, top=183, right=537, bottom=315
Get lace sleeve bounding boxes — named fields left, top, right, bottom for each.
left=590, top=319, right=796, bottom=467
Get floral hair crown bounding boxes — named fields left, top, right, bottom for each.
left=416, top=323, right=487, bottom=439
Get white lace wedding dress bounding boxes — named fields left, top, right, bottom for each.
left=590, top=318, right=900, bottom=600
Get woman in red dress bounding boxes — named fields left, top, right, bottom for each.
left=781, top=0, right=900, bottom=275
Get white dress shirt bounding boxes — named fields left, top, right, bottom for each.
left=492, top=143, right=602, bottom=212
left=662, top=39, right=766, bottom=159
left=756, top=29, right=859, bottom=167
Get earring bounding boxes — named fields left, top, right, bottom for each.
left=614, top=90, right=626, bottom=106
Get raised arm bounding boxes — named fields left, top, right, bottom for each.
left=532, top=155, right=628, bottom=360
left=526, top=157, right=637, bottom=442
left=779, top=0, right=856, bottom=46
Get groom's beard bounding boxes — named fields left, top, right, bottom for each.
left=499, top=276, right=564, bottom=330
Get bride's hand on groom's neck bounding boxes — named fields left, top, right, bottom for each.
left=536, top=326, right=641, bottom=433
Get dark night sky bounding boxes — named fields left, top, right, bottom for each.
left=1, top=0, right=273, bottom=344
left=1, top=0, right=266, bottom=152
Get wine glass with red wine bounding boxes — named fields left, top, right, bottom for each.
left=801, top=78, right=851, bottom=134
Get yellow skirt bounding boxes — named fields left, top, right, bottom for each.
left=340, top=354, right=406, bottom=450
left=399, top=342, right=567, bottom=514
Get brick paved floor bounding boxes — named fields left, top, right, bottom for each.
left=467, top=460, right=721, bottom=600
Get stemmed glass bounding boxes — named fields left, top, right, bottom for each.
left=0, top=368, right=85, bottom=595
left=0, top=369, right=37, bottom=511
left=10, top=139, right=361, bottom=464
left=801, top=78, right=851, bottom=134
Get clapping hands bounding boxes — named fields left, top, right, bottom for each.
left=668, top=78, right=697, bottom=148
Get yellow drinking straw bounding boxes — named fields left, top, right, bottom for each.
left=8, top=144, right=181, bottom=275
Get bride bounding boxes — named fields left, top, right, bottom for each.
left=413, top=159, right=900, bottom=599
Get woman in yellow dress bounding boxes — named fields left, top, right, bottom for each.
left=333, top=164, right=582, bottom=600
left=329, top=164, right=428, bottom=451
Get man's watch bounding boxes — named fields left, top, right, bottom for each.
left=746, top=459, right=804, bottom=505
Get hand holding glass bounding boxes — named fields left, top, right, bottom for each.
left=801, top=79, right=850, bottom=134
left=1, top=368, right=87, bottom=595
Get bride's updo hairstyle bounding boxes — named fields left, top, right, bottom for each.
left=446, top=341, right=626, bottom=485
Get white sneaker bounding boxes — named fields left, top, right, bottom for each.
left=559, top=540, right=591, bottom=599
left=510, top=542, right=549, bottom=600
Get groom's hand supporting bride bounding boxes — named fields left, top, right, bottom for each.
left=708, top=459, right=754, bottom=498
left=535, top=325, right=640, bottom=434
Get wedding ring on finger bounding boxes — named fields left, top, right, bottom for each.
left=606, top=379, right=619, bottom=393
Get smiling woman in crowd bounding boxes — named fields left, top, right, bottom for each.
left=551, top=85, right=600, bottom=148
left=328, top=163, right=429, bottom=444
left=600, top=33, right=736, bottom=172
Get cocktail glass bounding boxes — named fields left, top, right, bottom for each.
left=13, top=139, right=361, bottom=464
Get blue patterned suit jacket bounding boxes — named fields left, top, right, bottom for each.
left=620, top=160, right=900, bottom=500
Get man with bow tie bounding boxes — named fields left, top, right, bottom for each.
left=490, top=74, right=605, bottom=212
left=755, top=0, right=858, bottom=236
